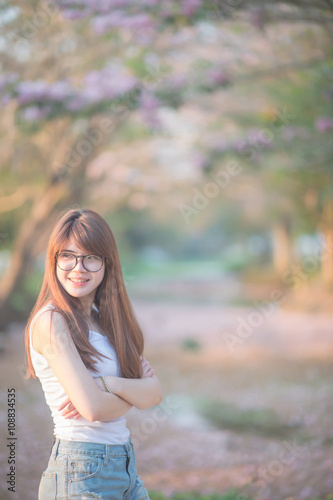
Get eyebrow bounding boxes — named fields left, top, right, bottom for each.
left=61, top=249, right=88, bottom=254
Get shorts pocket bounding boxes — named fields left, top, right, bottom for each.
left=68, top=456, right=102, bottom=482
left=38, top=471, right=57, bottom=500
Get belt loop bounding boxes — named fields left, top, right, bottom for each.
left=103, top=444, right=109, bottom=466
left=50, top=438, right=60, bottom=460
left=125, top=439, right=133, bottom=455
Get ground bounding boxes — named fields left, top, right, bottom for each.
left=0, top=299, right=332, bottom=500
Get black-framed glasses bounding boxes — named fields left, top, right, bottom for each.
left=56, top=252, right=104, bottom=272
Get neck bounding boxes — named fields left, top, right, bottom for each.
left=78, top=295, right=94, bottom=317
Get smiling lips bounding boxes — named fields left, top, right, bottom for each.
left=69, top=277, right=89, bottom=283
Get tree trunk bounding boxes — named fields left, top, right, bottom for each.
left=321, top=199, right=333, bottom=289
left=271, top=219, right=292, bottom=275
left=0, top=183, right=66, bottom=328
left=0, top=121, right=117, bottom=329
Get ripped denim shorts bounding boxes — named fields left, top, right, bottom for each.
left=38, top=437, right=149, bottom=500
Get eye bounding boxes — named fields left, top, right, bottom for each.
left=60, top=253, right=75, bottom=260
left=86, top=255, right=100, bottom=261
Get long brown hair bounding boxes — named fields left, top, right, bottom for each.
left=25, top=208, right=144, bottom=379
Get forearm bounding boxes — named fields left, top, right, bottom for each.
left=94, top=393, right=133, bottom=422
left=91, top=378, right=133, bottom=421
left=104, top=375, right=163, bottom=410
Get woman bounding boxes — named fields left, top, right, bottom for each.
left=24, top=208, right=163, bottom=499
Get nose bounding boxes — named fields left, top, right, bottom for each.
left=73, top=257, right=86, bottom=271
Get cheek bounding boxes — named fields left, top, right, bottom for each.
left=56, top=268, right=66, bottom=285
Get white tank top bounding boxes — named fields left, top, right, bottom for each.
left=29, top=304, right=130, bottom=445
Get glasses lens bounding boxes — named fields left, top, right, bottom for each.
left=82, top=255, right=103, bottom=272
left=57, top=253, right=76, bottom=271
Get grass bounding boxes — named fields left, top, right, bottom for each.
left=195, top=397, right=302, bottom=438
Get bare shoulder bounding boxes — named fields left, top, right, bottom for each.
left=32, top=308, right=71, bottom=356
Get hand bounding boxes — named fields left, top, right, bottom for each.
left=58, top=395, right=82, bottom=420
left=141, top=356, right=155, bottom=378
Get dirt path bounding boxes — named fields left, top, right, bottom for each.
left=1, top=301, right=332, bottom=499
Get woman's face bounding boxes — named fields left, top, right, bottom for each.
left=56, top=237, right=105, bottom=306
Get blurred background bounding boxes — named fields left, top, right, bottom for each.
left=0, top=1, right=333, bottom=499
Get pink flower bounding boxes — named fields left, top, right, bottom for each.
left=138, top=90, right=161, bottom=129
left=16, top=80, right=49, bottom=105
left=181, top=0, right=202, bottom=18
left=249, top=7, right=267, bottom=31
left=315, top=116, right=333, bottom=133
left=92, top=11, right=153, bottom=34
left=206, top=66, right=230, bottom=87
left=165, top=74, right=188, bottom=90
left=21, top=105, right=52, bottom=122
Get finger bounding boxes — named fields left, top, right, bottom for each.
left=58, top=396, right=71, bottom=411
left=64, top=409, right=79, bottom=419
left=61, top=407, right=71, bottom=417
left=59, top=404, right=71, bottom=414
left=61, top=403, right=74, bottom=416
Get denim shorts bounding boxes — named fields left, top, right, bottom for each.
left=38, top=437, right=149, bottom=500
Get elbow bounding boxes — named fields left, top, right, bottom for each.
left=151, top=381, right=163, bottom=407
left=85, top=411, right=98, bottom=422
left=156, top=392, right=163, bottom=406
left=138, top=384, right=164, bottom=410
left=80, top=401, right=102, bottom=422
left=152, top=383, right=163, bottom=407
left=81, top=408, right=98, bottom=422
left=86, top=408, right=105, bottom=422
left=155, top=387, right=164, bottom=406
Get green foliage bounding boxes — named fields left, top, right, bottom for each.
left=9, top=270, right=43, bottom=314
left=195, top=397, right=301, bottom=438
left=181, top=338, right=202, bottom=352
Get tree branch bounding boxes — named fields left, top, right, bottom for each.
left=0, top=186, right=38, bottom=213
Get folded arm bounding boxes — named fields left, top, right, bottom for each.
left=34, top=310, right=162, bottom=422
left=34, top=310, right=133, bottom=422
left=102, top=373, right=163, bottom=410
